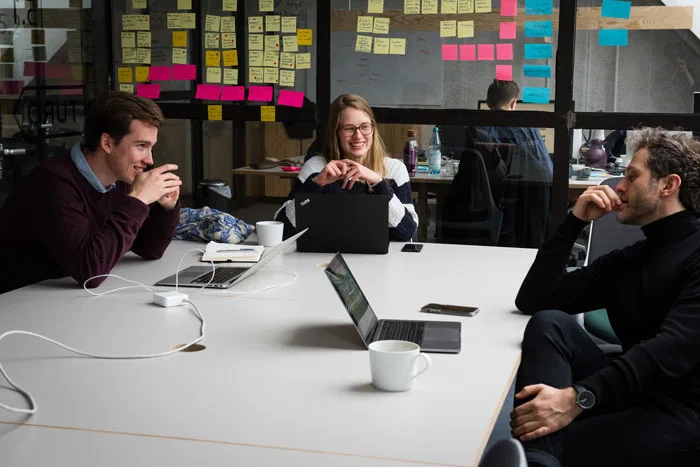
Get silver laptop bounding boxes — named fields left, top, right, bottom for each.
left=155, top=229, right=308, bottom=289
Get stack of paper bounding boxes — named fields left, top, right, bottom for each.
left=201, top=242, right=264, bottom=262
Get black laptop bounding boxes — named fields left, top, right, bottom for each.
left=324, top=253, right=462, bottom=354
left=295, top=194, right=391, bottom=254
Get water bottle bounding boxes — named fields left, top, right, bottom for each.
left=403, top=129, right=418, bottom=177
left=428, top=126, right=442, bottom=175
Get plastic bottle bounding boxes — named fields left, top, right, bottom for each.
left=428, top=126, right=442, bottom=175
left=403, top=129, right=418, bottom=177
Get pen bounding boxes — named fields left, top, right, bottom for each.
left=217, top=248, right=258, bottom=253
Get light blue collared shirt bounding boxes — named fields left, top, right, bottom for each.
left=70, top=143, right=116, bottom=193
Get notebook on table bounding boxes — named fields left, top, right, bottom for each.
left=200, top=242, right=264, bottom=263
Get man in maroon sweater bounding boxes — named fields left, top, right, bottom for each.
left=0, top=91, right=182, bottom=294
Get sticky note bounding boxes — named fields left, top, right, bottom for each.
left=133, top=0, right=147, bottom=9
left=117, top=67, right=132, bottom=83
left=524, top=43, right=552, bottom=59
left=221, top=17, right=236, bottom=32
left=501, top=0, right=517, bottom=16
left=263, top=67, right=279, bottom=84
left=405, top=0, right=420, bottom=14
left=136, top=48, right=151, bottom=64
left=181, top=13, right=196, bottom=29
left=207, top=67, right=222, bottom=83
left=368, top=0, right=384, bottom=14
left=136, top=83, right=160, bottom=99
left=458, top=0, right=474, bottom=13
left=249, top=67, right=264, bottom=83
left=278, top=89, right=304, bottom=107
left=205, top=33, right=220, bottom=49
left=496, top=64, right=512, bottom=81
left=173, top=64, right=196, bottom=80
left=46, top=65, right=70, bottom=79
left=296, top=53, right=311, bottom=69
left=223, top=50, right=238, bottom=66
left=119, top=84, right=134, bottom=93
left=525, top=20, right=552, bottom=37
left=223, top=69, right=238, bottom=84
left=440, top=21, right=457, bottom=38
left=260, top=0, right=274, bottom=12
left=249, top=85, right=273, bottom=101
left=478, top=44, right=494, bottom=60
left=279, top=69, right=295, bottom=87
left=265, top=35, right=280, bottom=50
left=524, top=64, right=551, bottom=78
left=208, top=105, right=222, bottom=120
left=283, top=36, right=298, bottom=52
left=135, top=66, right=150, bottom=82
left=220, top=85, right=245, bottom=101
left=167, top=13, right=183, bottom=29
left=460, top=44, right=476, bottom=60
left=442, top=0, right=457, bottom=13
left=282, top=16, right=296, bottom=33
left=475, top=0, right=491, bottom=13
left=261, top=106, right=275, bottom=122
left=249, top=51, right=264, bottom=66
left=496, top=43, right=513, bottom=60
left=121, top=32, right=136, bottom=48
left=177, top=0, right=191, bottom=9
left=249, top=34, right=264, bottom=50
left=500, top=22, right=516, bottom=39
left=280, top=52, right=295, bottom=69
left=195, top=84, right=221, bottom=99
left=206, top=15, right=221, bottom=32
left=297, top=29, right=312, bottom=45
left=148, top=66, right=172, bottom=80
left=357, top=16, right=374, bottom=33
left=123, top=14, right=150, bottom=31
left=602, top=0, right=631, bottom=19
left=389, top=38, right=406, bottom=55
left=373, top=18, right=389, bottom=34
left=355, top=35, right=373, bottom=53
left=423, top=0, right=438, bottom=13
left=525, top=0, right=552, bottom=15
left=374, top=37, right=389, bottom=54
left=222, top=33, right=236, bottom=48
left=266, top=15, right=281, bottom=32
left=136, top=32, right=151, bottom=48
left=522, top=86, right=550, bottom=104
left=442, top=44, right=458, bottom=61
left=263, top=50, right=278, bottom=67
left=458, top=20, right=474, bottom=38
left=223, top=0, right=237, bottom=11
left=249, top=17, right=264, bottom=32
left=206, top=51, right=221, bottom=67
left=122, top=48, right=138, bottom=63
left=599, top=29, right=628, bottom=46
left=173, top=31, right=187, bottom=47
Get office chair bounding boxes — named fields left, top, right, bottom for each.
left=478, top=438, right=527, bottom=467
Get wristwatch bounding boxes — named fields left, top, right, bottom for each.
left=573, top=384, right=596, bottom=410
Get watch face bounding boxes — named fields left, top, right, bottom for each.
left=577, top=389, right=595, bottom=409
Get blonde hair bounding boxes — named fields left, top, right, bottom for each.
left=323, top=94, right=388, bottom=176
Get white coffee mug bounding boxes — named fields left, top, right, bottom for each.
left=368, top=340, right=432, bottom=392
left=256, top=221, right=283, bottom=247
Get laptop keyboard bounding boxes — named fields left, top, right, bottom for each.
left=376, top=320, right=424, bottom=345
left=192, top=267, right=247, bottom=284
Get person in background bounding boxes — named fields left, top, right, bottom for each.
left=275, top=94, right=418, bottom=241
left=0, top=91, right=182, bottom=294
left=512, top=128, right=700, bottom=467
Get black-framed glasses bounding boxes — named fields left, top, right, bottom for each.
left=339, top=123, right=374, bottom=136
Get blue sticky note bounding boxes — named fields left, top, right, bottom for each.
left=601, top=0, right=631, bottom=19
left=599, top=29, right=628, bottom=46
left=523, top=87, right=551, bottom=104
left=524, top=65, right=551, bottom=78
left=525, top=21, right=553, bottom=38
left=525, top=0, right=553, bottom=15
left=524, top=43, right=553, bottom=59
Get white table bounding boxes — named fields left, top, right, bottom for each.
left=0, top=241, right=537, bottom=466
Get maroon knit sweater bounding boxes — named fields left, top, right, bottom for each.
left=0, top=154, right=180, bottom=293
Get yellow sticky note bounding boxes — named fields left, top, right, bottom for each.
left=122, top=48, right=137, bottom=63
left=373, top=37, right=389, bottom=54
left=265, top=35, right=280, bottom=51
left=133, top=0, right=147, bottom=9
left=283, top=35, right=298, bottom=52
left=118, top=67, right=133, bottom=82
left=137, top=47, right=151, bottom=64
left=223, top=49, right=238, bottom=66
left=249, top=34, right=264, bottom=50
left=208, top=105, right=222, bottom=120
left=368, top=0, right=384, bottom=14
left=249, top=50, right=264, bottom=66
left=266, top=15, right=281, bottom=32
left=122, top=14, right=138, bottom=30
left=221, top=33, right=236, bottom=48
left=261, top=106, right=275, bottom=122
left=404, top=0, right=420, bottom=14
left=296, top=52, right=310, bottom=69
left=249, top=67, right=264, bottom=83
left=181, top=13, right=196, bottom=28
left=280, top=51, right=295, bottom=69
left=389, top=38, right=406, bottom=55
left=205, top=33, right=220, bottom=48
left=223, top=0, right=237, bottom=11
left=260, top=0, right=274, bottom=12
left=263, top=50, right=279, bottom=67
left=357, top=16, right=373, bottom=33
left=458, top=0, right=474, bottom=13
left=177, top=0, right=192, bottom=9
left=205, top=15, right=221, bottom=32
left=440, top=20, right=456, bottom=37
left=207, top=67, right=222, bottom=83
left=457, top=20, right=474, bottom=38
left=475, top=0, right=491, bottom=13
left=137, top=31, right=151, bottom=48
left=206, top=51, right=221, bottom=67
left=167, top=13, right=183, bottom=29
left=223, top=68, right=238, bottom=84
left=281, top=16, right=296, bottom=33
left=249, top=16, right=264, bottom=32
left=263, top=67, right=278, bottom=84
left=119, top=84, right=135, bottom=93
left=373, top=17, right=389, bottom=34
left=121, top=32, right=136, bottom=48
left=422, top=0, right=438, bottom=14
left=355, top=35, right=372, bottom=53
left=173, top=31, right=187, bottom=47
left=279, top=69, right=294, bottom=87
left=172, top=48, right=188, bottom=64
left=297, top=29, right=312, bottom=46
left=221, top=16, right=235, bottom=32
left=442, top=0, right=457, bottom=13
left=135, top=66, right=150, bottom=82
left=138, top=15, right=150, bottom=30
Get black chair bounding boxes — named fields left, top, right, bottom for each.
left=478, top=439, right=527, bottom=467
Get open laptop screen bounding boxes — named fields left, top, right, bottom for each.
left=325, top=253, right=378, bottom=344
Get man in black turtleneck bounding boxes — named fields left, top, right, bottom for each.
left=510, top=128, right=700, bottom=467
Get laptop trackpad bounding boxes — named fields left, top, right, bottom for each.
left=422, top=323, right=461, bottom=351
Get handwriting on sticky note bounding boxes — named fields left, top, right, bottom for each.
left=222, top=0, right=237, bottom=11
left=297, top=29, right=312, bottom=45
left=460, top=44, right=476, bottom=61
left=442, top=0, right=457, bottom=13
left=524, top=43, right=552, bottom=59
left=355, top=35, right=372, bottom=53
left=118, top=67, right=133, bottom=83
left=296, top=52, right=311, bottom=69
left=249, top=86, right=273, bottom=102
left=525, top=20, right=552, bottom=37
left=374, top=37, right=389, bottom=54
left=283, top=35, right=298, bottom=52
left=260, top=0, right=274, bottom=12
left=221, top=16, right=235, bottom=32
left=496, top=64, right=512, bottom=81
left=357, top=16, right=373, bottom=33
left=500, top=22, right=516, bottom=39
left=122, top=32, right=136, bottom=48
left=208, top=105, right=222, bottom=120
left=223, top=69, right=238, bottom=84
left=525, top=0, right=552, bottom=15
left=422, top=0, right=438, bottom=14
left=136, top=48, right=151, bottom=64
left=167, top=13, right=182, bottom=29
left=440, top=20, right=456, bottom=38
left=373, top=17, right=389, bottom=34
left=442, top=44, right=458, bottom=61
left=266, top=15, right=281, bottom=32
left=263, top=50, right=278, bottom=67
left=133, top=0, right=147, bottom=9
left=368, top=0, right=384, bottom=14
left=477, top=44, right=494, bottom=60
left=281, top=16, right=296, bottom=33
left=205, top=15, right=221, bottom=32
left=249, top=16, right=264, bottom=32
left=205, top=33, right=220, bottom=49
left=457, top=20, right=474, bottom=38
left=265, top=35, right=280, bottom=50
left=263, top=67, right=278, bottom=84
left=221, top=33, right=236, bottom=49
left=195, top=84, right=220, bottom=100
left=207, top=67, right=222, bottom=83
left=261, top=106, right=275, bottom=122
left=280, top=52, right=295, bottom=69
left=458, top=0, right=474, bottom=13
left=137, top=32, right=151, bottom=48
left=524, top=64, right=551, bottom=78
left=496, top=43, right=513, bottom=60
left=249, top=34, right=264, bottom=50
left=137, top=83, right=160, bottom=99
left=173, top=31, right=187, bottom=47
left=177, top=0, right=192, bottom=9
left=389, top=38, right=406, bottom=55
left=249, top=50, right=264, bottom=67
left=278, top=90, right=304, bottom=108
left=249, top=67, right=264, bottom=83
left=522, top=86, right=550, bottom=104
left=475, top=0, right=491, bottom=13
left=279, top=69, right=295, bottom=87
left=135, top=66, right=150, bottom=82
left=173, top=64, right=196, bottom=80
left=119, top=84, right=134, bottom=93
left=220, top=85, right=245, bottom=100
left=206, top=51, right=221, bottom=67
left=223, top=50, right=238, bottom=66
left=404, top=0, right=420, bottom=14
left=123, top=14, right=150, bottom=31
left=181, top=13, right=196, bottom=28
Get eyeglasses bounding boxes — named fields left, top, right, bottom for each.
left=339, top=123, right=374, bottom=136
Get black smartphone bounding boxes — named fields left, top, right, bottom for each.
left=401, top=243, right=424, bottom=253
left=421, top=303, right=479, bottom=317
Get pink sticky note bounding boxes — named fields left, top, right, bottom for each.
left=220, top=85, right=245, bottom=101
left=0, top=80, right=23, bottom=95
left=496, top=65, right=513, bottom=81
left=278, top=90, right=305, bottom=108
left=248, top=85, right=273, bottom=102
left=500, top=22, right=516, bottom=39
left=24, top=62, right=45, bottom=77
left=496, top=43, right=514, bottom=60
left=47, top=64, right=70, bottom=79
left=173, top=64, right=196, bottom=81
left=441, top=44, right=459, bottom=61
left=478, top=44, right=495, bottom=61
left=501, top=0, right=517, bottom=16
left=195, top=84, right=220, bottom=100
left=136, top=83, right=161, bottom=99
left=59, top=83, right=84, bottom=96
left=148, top=66, right=173, bottom=81
left=460, top=44, right=476, bottom=61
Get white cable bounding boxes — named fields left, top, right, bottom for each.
left=205, top=265, right=298, bottom=296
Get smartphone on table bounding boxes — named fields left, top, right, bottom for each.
left=402, top=243, right=424, bottom=252
left=421, top=303, right=479, bottom=317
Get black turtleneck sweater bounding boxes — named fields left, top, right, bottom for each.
left=516, top=210, right=700, bottom=416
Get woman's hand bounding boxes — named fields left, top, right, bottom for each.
left=341, top=160, right=382, bottom=189
left=312, top=160, right=350, bottom=186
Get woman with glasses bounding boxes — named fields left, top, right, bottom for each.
left=275, top=94, right=418, bottom=241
